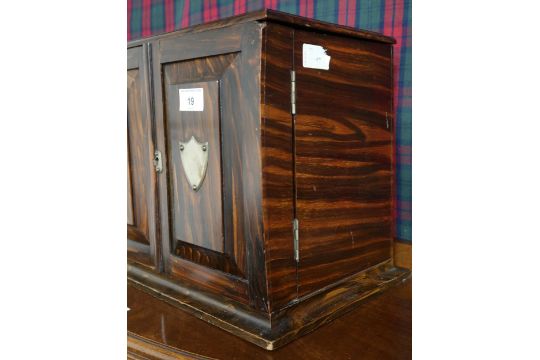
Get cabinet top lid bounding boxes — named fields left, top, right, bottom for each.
left=128, top=9, right=396, bottom=47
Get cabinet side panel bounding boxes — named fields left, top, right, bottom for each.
left=294, top=31, right=393, bottom=296
left=261, top=23, right=297, bottom=312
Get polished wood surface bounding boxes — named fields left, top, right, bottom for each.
left=165, top=79, right=223, bottom=253
left=127, top=144, right=134, bottom=226
left=163, top=53, right=242, bottom=276
left=265, top=10, right=395, bottom=44
left=127, top=45, right=159, bottom=269
left=128, top=277, right=411, bottom=359
left=294, top=29, right=393, bottom=296
left=260, top=23, right=297, bottom=312
left=127, top=9, right=402, bottom=349
left=129, top=261, right=408, bottom=350
left=394, top=241, right=412, bottom=270
left=152, top=22, right=268, bottom=310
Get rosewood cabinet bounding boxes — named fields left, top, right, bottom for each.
left=127, top=9, right=409, bottom=350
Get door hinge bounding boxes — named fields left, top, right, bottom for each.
left=293, top=218, right=299, bottom=262
left=153, top=150, right=163, bottom=174
left=290, top=70, right=296, bottom=115
left=386, top=112, right=389, bottom=129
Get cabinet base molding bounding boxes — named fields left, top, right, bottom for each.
left=128, top=261, right=410, bottom=350
left=128, top=332, right=205, bottom=360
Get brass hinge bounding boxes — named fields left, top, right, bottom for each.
left=290, top=70, right=296, bottom=115
left=293, top=218, right=299, bottom=262
left=153, top=150, right=163, bottom=174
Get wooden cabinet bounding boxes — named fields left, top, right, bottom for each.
left=127, top=9, right=409, bottom=350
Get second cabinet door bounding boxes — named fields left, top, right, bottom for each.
left=293, top=30, right=394, bottom=297
left=127, top=44, right=159, bottom=269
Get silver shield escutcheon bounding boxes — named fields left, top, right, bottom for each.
left=178, top=136, right=209, bottom=191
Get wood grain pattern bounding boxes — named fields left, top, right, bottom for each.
left=128, top=277, right=411, bottom=359
left=394, top=241, right=412, bottom=270
left=128, top=261, right=410, bottom=352
left=229, top=23, right=267, bottom=312
left=128, top=333, right=213, bottom=360
left=173, top=241, right=242, bottom=277
left=127, top=68, right=151, bottom=245
left=162, top=53, right=241, bottom=275
left=127, top=45, right=158, bottom=269
left=293, top=30, right=394, bottom=296
left=128, top=263, right=266, bottom=332
left=265, top=10, right=395, bottom=44
left=127, top=10, right=403, bottom=349
left=152, top=22, right=268, bottom=309
left=260, top=23, right=297, bottom=312
left=127, top=142, right=134, bottom=226
left=164, top=79, right=223, bottom=252
left=167, top=256, right=248, bottom=304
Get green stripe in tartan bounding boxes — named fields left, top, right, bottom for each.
left=358, top=0, right=384, bottom=32
left=174, top=0, right=186, bottom=28
left=151, top=1, right=166, bottom=33
left=189, top=0, right=204, bottom=26
left=397, top=221, right=411, bottom=240
left=278, top=0, right=298, bottom=14
left=397, top=165, right=411, bottom=197
left=130, top=0, right=143, bottom=39
left=217, top=0, right=235, bottom=18
left=396, top=0, right=412, bottom=241
left=313, top=1, right=337, bottom=23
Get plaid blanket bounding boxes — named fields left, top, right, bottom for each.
left=128, top=0, right=412, bottom=242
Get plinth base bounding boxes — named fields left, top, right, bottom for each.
left=128, top=261, right=410, bottom=350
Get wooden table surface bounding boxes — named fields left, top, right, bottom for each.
left=128, top=278, right=412, bottom=359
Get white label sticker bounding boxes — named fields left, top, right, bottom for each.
left=302, top=44, right=331, bottom=70
left=179, top=88, right=204, bottom=111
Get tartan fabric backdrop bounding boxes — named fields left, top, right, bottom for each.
left=127, top=0, right=412, bottom=242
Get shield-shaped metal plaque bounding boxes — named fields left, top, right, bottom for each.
left=178, top=136, right=209, bottom=191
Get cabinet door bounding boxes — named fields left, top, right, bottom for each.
left=127, top=45, right=159, bottom=269
left=294, top=30, right=394, bottom=296
left=152, top=23, right=267, bottom=310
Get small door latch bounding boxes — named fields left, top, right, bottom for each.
left=153, top=150, right=163, bottom=174
left=293, top=218, right=299, bottom=262
left=290, top=70, right=296, bottom=115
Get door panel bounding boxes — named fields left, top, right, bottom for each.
left=162, top=55, right=240, bottom=276
left=127, top=45, right=158, bottom=269
left=153, top=23, right=266, bottom=308
left=164, top=74, right=228, bottom=254
left=294, top=30, right=393, bottom=296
